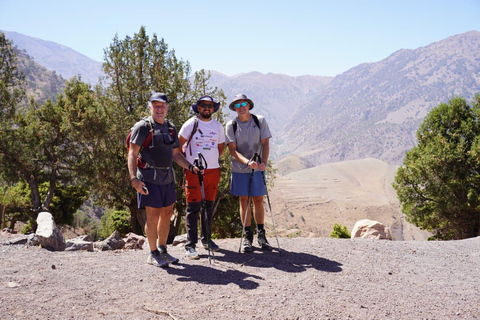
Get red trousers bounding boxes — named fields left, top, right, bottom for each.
left=184, top=168, right=220, bottom=202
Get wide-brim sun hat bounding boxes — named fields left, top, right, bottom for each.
left=228, top=93, right=254, bottom=111
left=191, top=95, right=220, bottom=113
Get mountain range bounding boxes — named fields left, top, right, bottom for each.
left=276, top=31, right=480, bottom=165
left=4, top=30, right=480, bottom=167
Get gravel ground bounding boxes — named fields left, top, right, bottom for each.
left=1, top=233, right=479, bottom=320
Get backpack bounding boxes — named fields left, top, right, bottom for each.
left=232, top=113, right=260, bottom=135
left=126, top=116, right=176, bottom=169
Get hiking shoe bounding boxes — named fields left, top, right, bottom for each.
left=185, top=247, right=199, bottom=260
left=147, top=251, right=169, bottom=268
left=257, top=229, right=273, bottom=251
left=158, top=245, right=179, bottom=264
left=242, top=237, right=253, bottom=253
left=202, top=240, right=220, bottom=252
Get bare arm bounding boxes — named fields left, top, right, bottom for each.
left=227, top=142, right=257, bottom=170
left=127, top=142, right=147, bottom=194
left=258, top=138, right=270, bottom=171
left=218, top=142, right=226, bottom=158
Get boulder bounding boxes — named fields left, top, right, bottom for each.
left=95, top=230, right=125, bottom=251
left=172, top=233, right=187, bottom=246
left=351, top=219, right=392, bottom=240
left=66, top=237, right=94, bottom=251
left=123, top=232, right=145, bottom=250
left=27, top=233, right=40, bottom=246
left=36, top=212, right=66, bottom=251
left=5, top=235, right=29, bottom=245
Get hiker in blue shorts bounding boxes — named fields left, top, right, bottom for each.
left=128, top=92, right=200, bottom=267
left=225, top=94, right=273, bottom=253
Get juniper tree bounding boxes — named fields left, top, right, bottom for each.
left=393, top=95, right=480, bottom=239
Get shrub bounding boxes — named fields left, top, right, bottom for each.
left=330, top=223, right=351, bottom=238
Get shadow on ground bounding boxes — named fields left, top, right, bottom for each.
left=165, top=246, right=342, bottom=290
left=212, top=247, right=343, bottom=273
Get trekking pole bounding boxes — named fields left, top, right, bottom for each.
left=257, top=154, right=282, bottom=255
left=238, top=154, right=256, bottom=253
left=195, top=153, right=214, bottom=264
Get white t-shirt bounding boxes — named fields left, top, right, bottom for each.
left=179, top=117, right=225, bottom=168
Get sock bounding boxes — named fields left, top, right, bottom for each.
left=257, top=224, right=264, bottom=231
left=151, top=249, right=160, bottom=256
left=158, top=245, right=167, bottom=253
left=244, top=226, right=251, bottom=233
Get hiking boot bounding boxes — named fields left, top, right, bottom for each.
left=185, top=247, right=199, bottom=260
left=202, top=240, right=220, bottom=252
left=158, top=245, right=179, bottom=264
left=242, top=236, right=253, bottom=253
left=147, top=251, right=169, bottom=268
left=257, top=229, right=273, bottom=251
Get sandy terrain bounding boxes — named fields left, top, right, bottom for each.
left=270, top=158, right=431, bottom=240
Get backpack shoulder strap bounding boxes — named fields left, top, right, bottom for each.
left=251, top=114, right=260, bottom=129
left=232, top=114, right=260, bottom=135
left=142, top=116, right=154, bottom=149
left=185, top=116, right=198, bottom=156
left=232, top=119, right=238, bottom=135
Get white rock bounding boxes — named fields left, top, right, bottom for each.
left=351, top=219, right=392, bottom=240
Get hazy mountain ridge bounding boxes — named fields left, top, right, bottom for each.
left=277, top=31, right=480, bottom=164
left=3, top=31, right=103, bottom=84
left=207, top=70, right=333, bottom=133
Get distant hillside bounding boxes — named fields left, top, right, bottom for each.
left=208, top=71, right=333, bottom=132
left=277, top=31, right=480, bottom=165
left=14, top=48, right=66, bottom=104
left=3, top=31, right=103, bottom=84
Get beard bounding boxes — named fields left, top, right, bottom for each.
left=200, top=112, right=212, bottom=119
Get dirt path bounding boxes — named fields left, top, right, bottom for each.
left=1, top=233, right=479, bottom=319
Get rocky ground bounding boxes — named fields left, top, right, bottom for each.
left=1, top=232, right=479, bottom=319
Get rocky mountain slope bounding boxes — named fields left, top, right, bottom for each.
left=13, top=48, right=66, bottom=104
left=277, top=31, right=480, bottom=164
left=208, top=70, right=333, bottom=132
left=3, top=31, right=103, bottom=84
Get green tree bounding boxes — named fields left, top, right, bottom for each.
left=99, top=209, right=131, bottom=239
left=1, top=32, right=106, bottom=227
left=393, top=95, right=480, bottom=240
left=94, top=27, right=225, bottom=235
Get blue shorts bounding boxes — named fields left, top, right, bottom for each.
left=230, top=171, right=267, bottom=197
left=137, top=181, right=177, bottom=209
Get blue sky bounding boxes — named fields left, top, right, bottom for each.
left=1, top=0, right=479, bottom=77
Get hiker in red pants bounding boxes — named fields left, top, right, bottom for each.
left=178, top=95, right=225, bottom=260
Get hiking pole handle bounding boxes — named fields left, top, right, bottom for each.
left=197, top=152, right=208, bottom=170
left=193, top=158, right=204, bottom=184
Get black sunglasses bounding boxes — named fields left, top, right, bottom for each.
left=199, top=103, right=215, bottom=109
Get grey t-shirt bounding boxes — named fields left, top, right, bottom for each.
left=130, top=117, right=180, bottom=185
left=225, top=114, right=272, bottom=173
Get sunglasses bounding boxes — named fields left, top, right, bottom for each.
left=199, top=103, right=214, bottom=109
left=234, top=101, right=248, bottom=108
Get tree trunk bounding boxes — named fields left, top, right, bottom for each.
left=129, top=203, right=145, bottom=235
left=42, top=172, right=57, bottom=212
left=24, top=174, right=43, bottom=216
left=1, top=206, right=6, bottom=229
